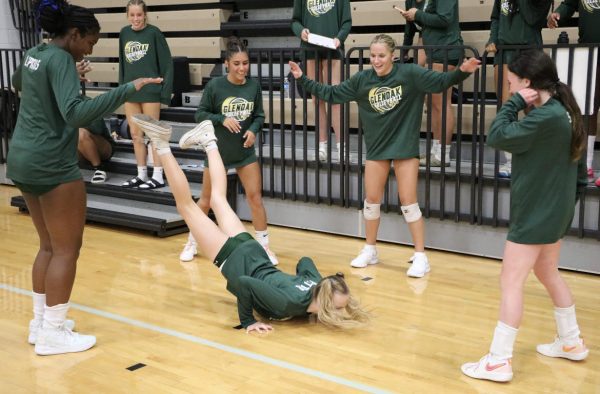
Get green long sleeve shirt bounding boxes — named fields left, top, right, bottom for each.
left=487, top=94, right=587, bottom=244
left=223, top=253, right=323, bottom=328
left=7, top=43, right=135, bottom=185
left=119, top=24, right=173, bottom=105
left=415, top=0, right=464, bottom=62
left=194, top=76, right=264, bottom=168
left=488, top=0, right=553, bottom=46
left=299, top=63, right=471, bottom=160
left=556, top=0, right=600, bottom=43
left=291, top=0, right=352, bottom=50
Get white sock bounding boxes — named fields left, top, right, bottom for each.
left=43, top=302, right=70, bottom=330
left=255, top=230, right=269, bottom=247
left=187, top=232, right=196, bottom=245
left=363, top=244, right=377, bottom=253
left=587, top=135, right=596, bottom=169
left=504, top=152, right=512, bottom=165
left=32, top=292, right=45, bottom=322
left=137, top=166, right=148, bottom=180
left=489, top=320, right=518, bottom=361
left=413, top=251, right=426, bottom=259
left=319, top=141, right=328, bottom=151
left=152, top=167, right=164, bottom=183
left=205, top=141, right=218, bottom=152
left=431, top=140, right=440, bottom=156
left=554, top=305, right=581, bottom=344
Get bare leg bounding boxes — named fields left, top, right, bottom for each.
left=363, top=160, right=391, bottom=244
left=321, top=58, right=342, bottom=144
left=237, top=161, right=267, bottom=231
left=125, top=102, right=148, bottom=167
left=21, top=193, right=52, bottom=294
left=394, top=158, right=424, bottom=252
left=78, top=128, right=105, bottom=167
left=533, top=241, right=573, bottom=308
left=431, top=63, right=456, bottom=147
left=141, top=102, right=163, bottom=169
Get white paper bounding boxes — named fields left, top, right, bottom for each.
left=556, top=47, right=597, bottom=115
left=307, top=33, right=337, bottom=50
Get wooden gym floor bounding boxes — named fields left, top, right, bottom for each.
left=0, top=185, right=598, bottom=393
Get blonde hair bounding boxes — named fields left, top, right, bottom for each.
left=370, top=34, right=396, bottom=54
left=312, top=273, right=370, bottom=329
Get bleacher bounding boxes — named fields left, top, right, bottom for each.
left=2, top=0, right=599, bottom=270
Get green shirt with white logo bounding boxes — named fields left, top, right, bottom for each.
left=299, top=63, right=471, bottom=160
left=291, top=0, right=352, bottom=51
left=488, top=0, right=552, bottom=47
left=556, top=0, right=600, bottom=43
left=8, top=43, right=135, bottom=185
left=119, top=24, right=173, bottom=105
left=415, top=0, right=464, bottom=62
left=195, top=76, right=264, bottom=168
left=487, top=95, right=587, bottom=244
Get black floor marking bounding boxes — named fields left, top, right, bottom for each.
left=361, top=277, right=373, bottom=281
left=126, top=363, right=146, bottom=371
left=233, top=324, right=244, bottom=330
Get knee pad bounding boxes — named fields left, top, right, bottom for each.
left=401, top=203, right=422, bottom=223
left=363, top=200, right=381, bottom=220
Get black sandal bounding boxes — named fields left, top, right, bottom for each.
left=121, top=176, right=146, bottom=188
left=138, top=178, right=165, bottom=190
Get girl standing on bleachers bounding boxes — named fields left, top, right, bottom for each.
left=289, top=34, right=480, bottom=277
left=7, top=0, right=161, bottom=355
left=486, top=0, right=553, bottom=178
left=119, top=0, right=173, bottom=189
left=179, top=37, right=279, bottom=266
left=291, top=0, right=352, bottom=162
left=399, top=0, right=464, bottom=168
left=461, top=50, right=589, bottom=383
left=400, top=0, right=427, bottom=67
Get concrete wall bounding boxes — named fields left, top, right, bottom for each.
left=0, top=2, right=20, bottom=49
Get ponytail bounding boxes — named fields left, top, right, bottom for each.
left=555, top=81, right=585, bottom=161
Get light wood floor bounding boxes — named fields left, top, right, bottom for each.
left=1, top=185, right=598, bottom=394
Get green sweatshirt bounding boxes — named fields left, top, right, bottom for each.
left=291, top=0, right=352, bottom=51
left=195, top=76, right=264, bottom=169
left=7, top=43, right=135, bottom=185
left=299, top=63, right=471, bottom=160
left=221, top=239, right=322, bottom=327
left=119, top=24, right=173, bottom=105
left=403, top=0, right=426, bottom=47
left=487, top=95, right=587, bottom=244
left=488, top=0, right=552, bottom=47
left=415, top=0, right=464, bottom=62
left=556, top=0, right=600, bottom=43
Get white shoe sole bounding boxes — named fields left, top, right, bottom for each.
left=407, top=265, right=430, bottom=278
left=461, top=364, right=513, bottom=382
left=350, top=257, right=379, bottom=268
left=132, top=115, right=172, bottom=137
left=179, top=120, right=215, bottom=149
left=35, top=337, right=96, bottom=356
left=536, top=346, right=589, bottom=361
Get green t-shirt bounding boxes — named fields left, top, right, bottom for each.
left=291, top=0, right=352, bottom=52
left=556, top=0, right=600, bottom=43
left=488, top=0, right=552, bottom=46
left=119, top=24, right=173, bottom=105
left=195, top=76, right=264, bottom=168
left=487, top=95, right=587, bottom=244
left=299, top=63, right=471, bottom=160
left=7, top=43, right=135, bottom=185
left=415, top=0, right=464, bottom=62
left=221, top=240, right=323, bottom=327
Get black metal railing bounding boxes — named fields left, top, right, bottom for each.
left=0, top=49, right=23, bottom=164
left=8, top=0, right=40, bottom=50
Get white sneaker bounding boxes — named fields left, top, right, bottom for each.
left=179, top=120, right=217, bottom=150
left=536, top=337, right=589, bottom=361
left=131, top=114, right=172, bottom=149
left=350, top=247, right=378, bottom=268
left=34, top=325, right=96, bottom=356
left=28, top=319, right=75, bottom=345
left=461, top=353, right=513, bottom=382
left=180, top=240, right=197, bottom=262
left=318, top=146, right=328, bottom=162
left=263, top=245, right=279, bottom=265
left=407, top=254, right=430, bottom=278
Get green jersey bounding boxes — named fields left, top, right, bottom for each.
left=299, top=63, right=471, bottom=160
left=119, top=24, right=173, bottom=105
left=415, top=0, right=464, bottom=62
left=291, top=0, right=352, bottom=52
left=488, top=0, right=552, bottom=46
left=8, top=43, right=135, bottom=185
left=556, top=0, right=600, bottom=43
left=221, top=239, right=323, bottom=327
left=487, top=95, right=587, bottom=244
left=195, top=76, right=264, bottom=169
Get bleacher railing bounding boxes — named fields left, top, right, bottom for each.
left=0, top=49, right=23, bottom=165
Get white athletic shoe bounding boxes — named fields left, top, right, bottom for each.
left=318, top=146, right=328, bottom=162
left=180, top=239, right=198, bottom=262
left=34, top=325, right=96, bottom=356
left=131, top=114, right=172, bottom=149
left=537, top=337, right=589, bottom=361
left=179, top=120, right=217, bottom=150
left=28, top=319, right=75, bottom=345
left=263, top=245, right=279, bottom=266
left=350, top=247, right=378, bottom=268
left=407, top=253, right=430, bottom=278
left=461, top=354, right=513, bottom=382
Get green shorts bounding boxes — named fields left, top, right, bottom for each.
left=204, top=152, right=257, bottom=171
left=215, top=232, right=273, bottom=282
left=12, top=181, right=60, bottom=196
left=213, top=232, right=255, bottom=268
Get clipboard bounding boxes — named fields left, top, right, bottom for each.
left=307, top=33, right=337, bottom=50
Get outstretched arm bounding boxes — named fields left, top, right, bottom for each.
left=416, top=57, right=480, bottom=93
left=289, top=61, right=358, bottom=104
